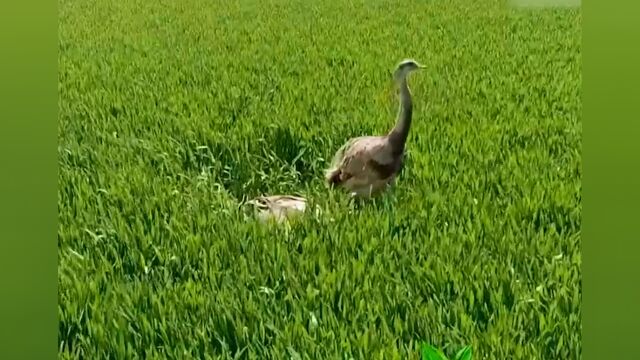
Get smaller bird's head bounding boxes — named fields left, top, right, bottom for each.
left=393, top=59, right=425, bottom=81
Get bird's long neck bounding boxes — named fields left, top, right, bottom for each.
left=387, top=75, right=412, bottom=154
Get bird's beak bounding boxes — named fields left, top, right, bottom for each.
left=418, top=64, right=427, bottom=69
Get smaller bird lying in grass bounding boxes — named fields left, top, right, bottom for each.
left=325, top=58, right=426, bottom=198
left=246, top=195, right=307, bottom=223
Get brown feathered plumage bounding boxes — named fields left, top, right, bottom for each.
left=325, top=59, right=425, bottom=198
left=247, top=195, right=307, bottom=223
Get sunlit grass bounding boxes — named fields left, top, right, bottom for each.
left=58, top=0, right=581, bottom=358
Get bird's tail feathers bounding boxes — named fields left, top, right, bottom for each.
left=325, top=167, right=341, bottom=185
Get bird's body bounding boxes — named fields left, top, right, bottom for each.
left=325, top=59, right=424, bottom=198
left=247, top=194, right=307, bottom=223
left=326, top=135, right=404, bottom=197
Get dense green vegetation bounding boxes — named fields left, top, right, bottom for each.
left=58, top=0, right=581, bottom=358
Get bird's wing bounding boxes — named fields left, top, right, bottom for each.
left=339, top=136, right=395, bottom=180
left=329, top=137, right=361, bottom=168
left=367, top=137, right=396, bottom=165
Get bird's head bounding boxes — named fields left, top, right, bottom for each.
left=393, top=59, right=425, bottom=82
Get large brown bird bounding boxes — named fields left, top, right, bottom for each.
left=325, top=59, right=425, bottom=198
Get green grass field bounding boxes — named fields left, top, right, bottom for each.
left=58, top=0, right=582, bottom=358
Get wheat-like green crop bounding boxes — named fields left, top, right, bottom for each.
left=58, top=0, right=581, bottom=358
